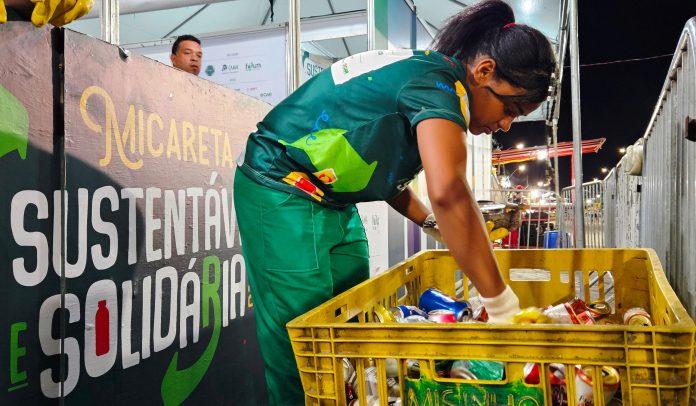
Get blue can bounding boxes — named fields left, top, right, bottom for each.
left=419, top=288, right=472, bottom=321
left=390, top=305, right=427, bottom=319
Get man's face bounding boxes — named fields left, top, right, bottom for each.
left=170, top=40, right=202, bottom=76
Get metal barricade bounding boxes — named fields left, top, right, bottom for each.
left=640, top=18, right=696, bottom=315
left=602, top=163, right=641, bottom=248
left=561, top=181, right=604, bottom=248
left=601, top=18, right=696, bottom=317
left=489, top=188, right=566, bottom=249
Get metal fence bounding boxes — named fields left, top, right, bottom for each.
left=602, top=163, right=641, bottom=248
left=601, top=17, right=696, bottom=317
left=488, top=188, right=567, bottom=249
left=561, top=181, right=604, bottom=248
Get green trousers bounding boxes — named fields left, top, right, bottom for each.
left=234, top=169, right=369, bottom=405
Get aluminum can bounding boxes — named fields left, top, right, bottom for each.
left=373, top=304, right=396, bottom=323
left=567, top=297, right=589, bottom=315
left=427, top=309, right=457, bottom=323
left=342, top=358, right=356, bottom=383
left=575, top=365, right=620, bottom=405
left=588, top=300, right=612, bottom=318
left=401, top=315, right=432, bottom=323
left=389, top=305, right=427, bottom=320
left=523, top=362, right=540, bottom=384
left=419, top=288, right=472, bottom=321
left=474, top=306, right=489, bottom=322
left=623, top=307, right=652, bottom=326
left=575, top=310, right=596, bottom=325
left=543, top=303, right=576, bottom=324
left=406, top=360, right=420, bottom=379
left=548, top=364, right=568, bottom=406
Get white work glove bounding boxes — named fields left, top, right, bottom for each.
left=421, top=213, right=443, bottom=244
left=479, top=285, right=520, bottom=323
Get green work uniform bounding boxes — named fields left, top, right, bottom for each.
left=234, top=49, right=471, bottom=405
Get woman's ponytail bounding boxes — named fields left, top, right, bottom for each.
left=432, top=0, right=555, bottom=105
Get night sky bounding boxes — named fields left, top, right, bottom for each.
left=498, top=0, right=696, bottom=189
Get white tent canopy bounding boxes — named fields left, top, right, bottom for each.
left=69, top=0, right=561, bottom=53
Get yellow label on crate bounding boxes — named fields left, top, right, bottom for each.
left=404, top=377, right=543, bottom=406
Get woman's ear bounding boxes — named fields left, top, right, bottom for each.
left=471, top=57, right=497, bottom=86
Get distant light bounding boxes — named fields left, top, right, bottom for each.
left=531, top=189, right=540, bottom=199
left=586, top=199, right=592, bottom=205
left=601, top=167, right=608, bottom=173
left=593, top=178, right=599, bottom=182
left=537, top=181, right=544, bottom=187
left=536, top=150, right=548, bottom=160
left=516, top=143, right=525, bottom=149
left=520, top=0, right=536, bottom=14
left=518, top=164, right=527, bottom=172
left=619, top=147, right=626, bottom=154
left=596, top=194, right=600, bottom=198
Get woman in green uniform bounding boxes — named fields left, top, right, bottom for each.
left=234, top=0, right=555, bottom=404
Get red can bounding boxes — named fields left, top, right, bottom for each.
left=574, top=310, right=596, bottom=325
left=427, top=309, right=457, bottom=323
left=567, top=297, right=588, bottom=315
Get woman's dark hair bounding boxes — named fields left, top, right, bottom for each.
left=431, top=0, right=556, bottom=104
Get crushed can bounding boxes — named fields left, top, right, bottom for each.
left=549, top=363, right=568, bottom=406
left=588, top=300, right=612, bottom=319
left=419, top=288, right=472, bottom=321
left=543, top=303, right=576, bottom=324
left=390, top=305, right=427, bottom=320
left=524, top=363, right=540, bottom=385
left=574, top=309, right=596, bottom=325
left=575, top=365, right=620, bottom=405
left=373, top=304, right=397, bottom=323
left=469, top=296, right=489, bottom=322
left=427, top=309, right=457, bottom=323
left=401, top=315, right=433, bottom=323
left=406, top=360, right=420, bottom=379
left=623, top=307, right=653, bottom=326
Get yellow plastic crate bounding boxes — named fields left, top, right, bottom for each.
left=287, top=249, right=696, bottom=406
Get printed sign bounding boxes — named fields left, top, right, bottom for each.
left=1, top=24, right=271, bottom=405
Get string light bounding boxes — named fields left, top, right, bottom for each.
left=564, top=53, right=673, bottom=69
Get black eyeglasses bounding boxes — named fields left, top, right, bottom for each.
left=484, top=85, right=524, bottom=117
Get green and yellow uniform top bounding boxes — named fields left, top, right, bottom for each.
left=237, top=49, right=472, bottom=208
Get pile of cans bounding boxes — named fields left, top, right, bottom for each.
left=374, top=287, right=653, bottom=327
left=373, top=288, right=484, bottom=324
left=343, top=358, right=401, bottom=406
left=524, top=363, right=621, bottom=405
left=541, top=297, right=653, bottom=327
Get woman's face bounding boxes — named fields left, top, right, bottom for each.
left=466, top=57, right=540, bottom=135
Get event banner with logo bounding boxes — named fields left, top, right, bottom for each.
left=1, top=24, right=270, bottom=404
left=0, top=23, right=61, bottom=406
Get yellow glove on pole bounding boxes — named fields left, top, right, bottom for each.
left=30, top=0, right=93, bottom=27
left=486, top=221, right=510, bottom=242
left=0, top=0, right=7, bottom=23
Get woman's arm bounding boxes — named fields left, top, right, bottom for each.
left=415, top=118, right=505, bottom=298
left=386, top=186, right=430, bottom=227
